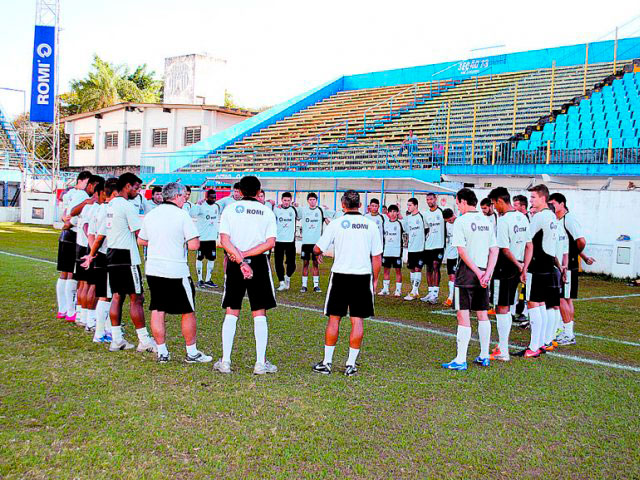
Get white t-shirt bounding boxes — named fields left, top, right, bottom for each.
left=529, top=208, right=558, bottom=272
left=401, top=213, right=426, bottom=252
left=66, top=188, right=89, bottom=232
left=143, top=198, right=161, bottom=214
left=219, top=199, right=277, bottom=252
left=299, top=206, right=333, bottom=245
left=485, top=212, right=498, bottom=234
left=444, top=221, right=458, bottom=260
left=364, top=213, right=385, bottom=241
left=90, top=203, right=109, bottom=254
left=496, top=210, right=531, bottom=262
left=273, top=205, right=298, bottom=243
left=555, top=220, right=569, bottom=264
left=104, top=196, right=143, bottom=266
left=129, top=194, right=145, bottom=215
left=562, top=211, right=584, bottom=270
left=451, top=210, right=497, bottom=269
left=182, top=201, right=193, bottom=214
left=424, top=207, right=445, bottom=250
left=382, top=219, right=403, bottom=258
left=216, top=195, right=236, bottom=213
left=190, top=202, right=221, bottom=242
left=139, top=203, right=199, bottom=278
left=316, top=213, right=383, bottom=275
left=76, top=203, right=98, bottom=248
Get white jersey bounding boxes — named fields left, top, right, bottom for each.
left=190, top=202, right=221, bottom=242
left=495, top=210, right=531, bottom=277
left=529, top=208, right=558, bottom=273
left=139, top=203, right=199, bottom=278
left=143, top=198, right=161, bottom=214
left=299, top=206, right=331, bottom=245
left=219, top=199, right=277, bottom=252
left=182, top=201, right=193, bottom=214
left=216, top=195, right=236, bottom=213
left=401, top=213, right=426, bottom=253
left=273, top=205, right=298, bottom=243
left=382, top=219, right=403, bottom=258
left=444, top=221, right=458, bottom=260
left=316, top=212, right=383, bottom=275
left=66, top=188, right=89, bottom=232
left=89, top=203, right=109, bottom=254
left=364, top=213, right=385, bottom=240
left=485, top=212, right=498, bottom=233
left=562, top=211, right=584, bottom=270
left=451, top=210, right=497, bottom=269
left=76, top=203, right=97, bottom=248
left=129, top=194, right=145, bottom=215
left=424, top=207, right=445, bottom=250
left=103, top=196, right=143, bottom=266
left=555, top=220, right=569, bottom=264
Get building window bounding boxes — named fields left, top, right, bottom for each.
left=127, top=130, right=141, bottom=148
left=152, top=128, right=168, bottom=147
left=184, top=126, right=201, bottom=146
left=76, top=135, right=94, bottom=150
left=105, top=131, right=118, bottom=149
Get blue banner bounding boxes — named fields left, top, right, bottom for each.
left=29, top=25, right=56, bottom=123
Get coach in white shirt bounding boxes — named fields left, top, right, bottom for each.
left=137, top=182, right=211, bottom=364
left=312, top=190, right=383, bottom=377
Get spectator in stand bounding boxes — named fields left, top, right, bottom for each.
left=398, top=129, right=418, bottom=156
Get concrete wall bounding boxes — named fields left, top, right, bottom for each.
left=20, top=192, right=56, bottom=225
left=0, top=207, right=19, bottom=222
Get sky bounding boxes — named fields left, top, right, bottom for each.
left=1, top=0, right=639, bottom=119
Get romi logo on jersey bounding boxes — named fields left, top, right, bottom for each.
left=513, top=225, right=527, bottom=234
left=235, top=205, right=245, bottom=214
left=471, top=223, right=490, bottom=232
left=340, top=220, right=350, bottom=229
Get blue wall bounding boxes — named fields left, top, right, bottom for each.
left=442, top=163, right=640, bottom=176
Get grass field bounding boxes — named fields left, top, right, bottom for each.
left=1, top=222, right=639, bottom=479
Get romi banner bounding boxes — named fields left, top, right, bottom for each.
left=29, top=25, right=56, bottom=123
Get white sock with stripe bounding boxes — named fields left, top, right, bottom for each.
left=206, top=261, right=215, bottom=282
left=86, top=309, right=96, bottom=328
left=395, top=282, right=402, bottom=293
left=221, top=314, right=238, bottom=363
left=302, top=276, right=308, bottom=288
left=447, top=281, right=454, bottom=300
left=454, top=325, right=472, bottom=363
left=564, top=320, right=574, bottom=338
left=65, top=279, right=77, bottom=316
left=528, top=306, right=542, bottom=351
left=94, top=300, right=110, bottom=338
left=56, top=278, right=67, bottom=314
left=545, top=308, right=557, bottom=345
left=313, top=276, right=319, bottom=288
left=496, top=313, right=512, bottom=355
left=478, top=320, right=491, bottom=359
left=196, top=260, right=203, bottom=282
left=383, top=280, right=390, bottom=291
left=539, top=306, right=549, bottom=346
left=254, top=316, right=268, bottom=365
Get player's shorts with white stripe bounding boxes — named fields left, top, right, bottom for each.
left=147, top=275, right=195, bottom=314
left=222, top=255, right=276, bottom=311
left=563, top=269, right=579, bottom=299
left=545, top=268, right=562, bottom=308
left=88, top=252, right=109, bottom=298
left=446, top=258, right=458, bottom=276
left=106, top=248, right=143, bottom=296
left=56, top=230, right=77, bottom=273
left=197, top=241, right=217, bottom=261
left=324, top=272, right=374, bottom=318
left=525, top=270, right=559, bottom=305
left=492, top=275, right=520, bottom=307
left=454, top=263, right=490, bottom=311
left=74, top=245, right=90, bottom=282
left=382, top=256, right=402, bottom=268
left=406, top=251, right=424, bottom=270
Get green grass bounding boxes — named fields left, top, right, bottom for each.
left=1, top=222, right=639, bottom=479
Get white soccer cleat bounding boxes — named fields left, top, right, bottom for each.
left=136, top=338, right=158, bottom=353
left=377, top=289, right=389, bottom=296
left=404, top=293, right=418, bottom=301
left=213, top=359, right=232, bottom=373
left=185, top=351, right=213, bottom=363
left=394, top=290, right=402, bottom=297
left=254, top=360, right=278, bottom=375
left=277, top=283, right=289, bottom=291
left=109, top=338, right=135, bottom=352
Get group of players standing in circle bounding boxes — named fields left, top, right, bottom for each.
left=54, top=170, right=590, bottom=375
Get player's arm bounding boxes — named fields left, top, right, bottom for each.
left=81, top=235, right=105, bottom=268
left=521, top=242, right=534, bottom=284
left=579, top=251, right=595, bottom=264
left=501, top=247, right=522, bottom=271
left=479, top=246, right=499, bottom=287
left=70, top=196, right=94, bottom=217
left=242, top=237, right=276, bottom=257
left=220, top=233, right=244, bottom=264
left=372, top=254, right=382, bottom=286
left=187, top=236, right=200, bottom=251
left=457, top=246, right=482, bottom=279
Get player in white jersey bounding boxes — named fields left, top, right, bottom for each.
left=421, top=193, right=446, bottom=304
left=511, top=194, right=530, bottom=322
left=400, top=197, right=426, bottom=300
left=297, top=192, right=334, bottom=293
left=215, top=176, right=278, bottom=375
left=480, top=197, right=498, bottom=233
left=143, top=186, right=163, bottom=214
left=312, top=190, right=382, bottom=376
left=56, top=170, right=92, bottom=323
left=442, top=208, right=458, bottom=307
left=486, top=188, right=533, bottom=362
left=518, top=184, right=558, bottom=358
left=442, top=188, right=498, bottom=370
left=364, top=198, right=385, bottom=240
left=181, top=185, right=193, bottom=213
left=272, top=192, right=298, bottom=291
left=191, top=189, right=221, bottom=288
left=378, top=204, right=404, bottom=296
left=216, top=182, right=242, bottom=213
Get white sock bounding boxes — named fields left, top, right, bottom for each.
left=56, top=278, right=67, bottom=314
left=523, top=304, right=529, bottom=317
left=528, top=306, right=542, bottom=351
left=94, top=300, right=110, bottom=338
left=383, top=280, right=390, bottom=291
left=454, top=325, right=472, bottom=363
left=284, top=275, right=290, bottom=287
left=86, top=309, right=96, bottom=328
left=510, top=304, right=516, bottom=316
left=478, top=320, right=491, bottom=359
left=545, top=308, right=557, bottom=345
left=564, top=320, right=574, bottom=338
left=65, top=279, right=77, bottom=316
left=555, top=309, right=563, bottom=336
left=395, top=282, right=402, bottom=293
left=539, top=307, right=549, bottom=346
left=221, top=314, right=238, bottom=363
left=413, top=273, right=421, bottom=291
left=313, top=276, right=319, bottom=287
left=323, top=345, right=335, bottom=365
left=433, top=286, right=440, bottom=296
left=136, top=327, right=150, bottom=343
left=254, top=315, right=268, bottom=365
left=196, top=260, right=203, bottom=282
left=157, top=343, right=169, bottom=356
left=496, top=313, right=512, bottom=354
left=104, top=303, right=112, bottom=334
left=80, top=308, right=88, bottom=325
left=346, top=347, right=359, bottom=366
left=186, top=343, right=198, bottom=356
left=206, top=261, right=215, bottom=282
left=111, top=325, right=123, bottom=343
left=302, top=276, right=308, bottom=288
left=447, top=281, right=454, bottom=300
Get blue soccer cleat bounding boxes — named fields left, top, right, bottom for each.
left=441, top=360, right=468, bottom=370
left=473, top=356, right=490, bottom=367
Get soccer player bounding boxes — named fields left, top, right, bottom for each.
left=442, top=188, right=498, bottom=370
left=548, top=193, right=593, bottom=345
left=421, top=193, right=445, bottom=304
left=182, top=185, right=193, bottom=213
left=480, top=197, right=498, bottom=232
left=216, top=182, right=242, bottom=213
left=138, top=182, right=211, bottom=363
left=400, top=197, right=426, bottom=300
left=312, top=190, right=382, bottom=376
left=56, top=170, right=92, bottom=322
left=215, top=175, right=278, bottom=375
left=378, top=204, right=403, bottom=296
left=513, top=195, right=529, bottom=217
left=143, top=186, right=163, bottom=213
left=272, top=192, right=298, bottom=291
left=442, top=208, right=458, bottom=307
left=298, top=192, right=333, bottom=293
left=191, top=189, right=221, bottom=288
left=487, top=187, right=532, bottom=362
left=364, top=198, right=385, bottom=240
left=103, top=172, right=156, bottom=353
left=518, top=184, right=558, bottom=358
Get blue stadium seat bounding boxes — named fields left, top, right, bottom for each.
left=594, top=137, right=609, bottom=149
left=620, top=119, right=634, bottom=131
left=608, top=128, right=622, bottom=139
left=529, top=140, right=543, bottom=150
left=567, top=139, right=581, bottom=150
left=581, top=130, right=594, bottom=140
left=591, top=91, right=602, bottom=101
left=579, top=113, right=592, bottom=124
left=593, top=120, right=607, bottom=133
left=581, top=139, right=595, bottom=149
left=622, top=128, right=636, bottom=138
left=542, top=128, right=555, bottom=141
left=579, top=102, right=591, bottom=112
left=555, top=115, right=567, bottom=124
left=516, top=140, right=529, bottom=151
left=552, top=139, right=567, bottom=150
left=567, top=106, right=579, bottom=117
left=623, top=138, right=639, bottom=148
left=592, top=110, right=606, bottom=121
left=568, top=130, right=581, bottom=140
left=612, top=138, right=624, bottom=148
left=530, top=130, right=543, bottom=142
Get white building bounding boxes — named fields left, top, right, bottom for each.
left=63, top=102, right=253, bottom=172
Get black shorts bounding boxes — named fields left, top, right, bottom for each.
left=74, top=245, right=90, bottom=282
left=407, top=251, right=424, bottom=270
left=197, top=241, right=217, bottom=261
left=454, top=263, right=490, bottom=311
left=90, top=253, right=109, bottom=298
left=563, top=269, right=579, bottom=299
left=546, top=269, right=562, bottom=308
left=424, top=248, right=445, bottom=271
left=525, top=271, right=556, bottom=304
left=382, top=256, right=402, bottom=269
left=107, top=264, right=144, bottom=297
left=222, top=255, right=276, bottom=311
left=446, top=258, right=458, bottom=276
left=147, top=275, right=195, bottom=314
left=56, top=230, right=77, bottom=273
left=492, top=275, right=520, bottom=307
left=300, top=244, right=318, bottom=262
left=324, top=272, right=374, bottom=318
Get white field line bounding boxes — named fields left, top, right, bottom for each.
left=2, top=250, right=639, bottom=373
left=575, top=293, right=640, bottom=301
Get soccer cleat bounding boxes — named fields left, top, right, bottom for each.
left=344, top=365, right=358, bottom=377
left=157, top=353, right=171, bottom=363
left=487, top=308, right=496, bottom=315
left=441, top=360, right=468, bottom=370
left=300, top=286, right=308, bottom=293
left=76, top=317, right=86, bottom=327
left=394, top=290, right=402, bottom=297
left=541, top=343, right=554, bottom=352
left=427, top=296, right=438, bottom=305
left=204, top=281, right=217, bottom=288
left=473, top=356, right=491, bottom=367
left=185, top=351, right=213, bottom=363
left=552, top=340, right=559, bottom=348
left=404, top=293, right=418, bottom=301
left=92, top=334, right=112, bottom=344
left=312, top=362, right=332, bottom=374
left=557, top=335, right=576, bottom=346
left=57, top=312, right=66, bottom=319
left=490, top=352, right=510, bottom=362
left=420, top=294, right=432, bottom=303
left=109, top=338, right=135, bottom=351
left=197, top=280, right=205, bottom=288
left=254, top=360, right=278, bottom=375
left=277, top=283, right=289, bottom=291
left=313, top=286, right=322, bottom=293
left=444, top=298, right=453, bottom=307
left=136, top=338, right=158, bottom=353
left=514, top=348, right=540, bottom=358
left=377, top=289, right=389, bottom=296
left=85, top=325, right=95, bottom=333
left=213, top=359, right=232, bottom=373
left=65, top=313, right=77, bottom=323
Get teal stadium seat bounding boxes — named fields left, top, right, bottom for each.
left=623, top=138, right=639, bottom=148
left=552, top=139, right=567, bottom=150
left=594, top=137, right=609, bottom=149
left=581, top=139, right=595, bottom=149
left=516, top=140, right=529, bottom=151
